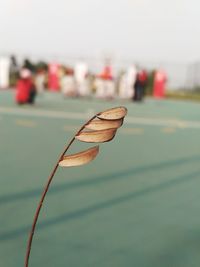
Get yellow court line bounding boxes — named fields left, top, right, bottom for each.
left=1, top=106, right=200, bottom=129
left=161, top=127, right=176, bottom=134
left=15, top=119, right=37, bottom=128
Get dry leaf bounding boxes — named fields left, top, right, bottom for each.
left=85, top=118, right=123, bottom=130
left=75, top=128, right=117, bottom=143
left=59, top=146, right=99, bottom=167
left=97, top=106, right=127, bottom=120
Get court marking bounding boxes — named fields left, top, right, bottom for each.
left=161, top=127, right=176, bottom=134
left=15, top=119, right=37, bottom=128
left=1, top=106, right=200, bottom=129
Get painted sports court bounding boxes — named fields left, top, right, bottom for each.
left=1, top=91, right=200, bottom=267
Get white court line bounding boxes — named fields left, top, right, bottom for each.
left=0, top=106, right=200, bottom=129
left=0, top=106, right=87, bottom=120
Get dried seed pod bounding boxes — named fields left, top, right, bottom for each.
left=97, top=107, right=127, bottom=120
left=24, top=105, right=128, bottom=267
left=59, top=146, right=99, bottom=167
left=85, top=118, right=123, bottom=131
left=75, top=128, right=117, bottom=143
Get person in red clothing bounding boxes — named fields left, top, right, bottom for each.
left=133, top=69, right=148, bottom=101
left=15, top=68, right=36, bottom=105
left=153, top=69, right=167, bottom=99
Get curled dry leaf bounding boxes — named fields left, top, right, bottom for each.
left=97, top=106, right=127, bottom=120
left=59, top=146, right=99, bottom=167
left=85, top=118, right=123, bottom=131
left=75, top=128, right=117, bottom=143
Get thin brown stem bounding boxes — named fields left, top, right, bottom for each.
left=24, top=114, right=97, bottom=267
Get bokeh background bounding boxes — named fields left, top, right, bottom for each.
left=1, top=1, right=200, bottom=267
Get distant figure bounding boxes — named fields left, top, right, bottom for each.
left=74, top=61, right=88, bottom=96
left=61, top=68, right=77, bottom=97
left=48, top=63, right=60, bottom=91
left=133, top=69, right=148, bottom=102
left=9, top=55, right=19, bottom=87
left=118, top=65, right=137, bottom=99
left=0, top=56, right=10, bottom=89
left=96, top=65, right=115, bottom=99
left=77, top=73, right=90, bottom=97
left=15, top=69, right=36, bottom=105
left=118, top=71, right=127, bottom=99
left=95, top=75, right=105, bottom=98
left=35, top=69, right=46, bottom=94
left=104, top=78, right=115, bottom=99
left=153, top=69, right=167, bottom=99
left=127, top=65, right=137, bottom=98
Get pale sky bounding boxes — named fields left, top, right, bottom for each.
left=0, top=0, right=200, bottom=63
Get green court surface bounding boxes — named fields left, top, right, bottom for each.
left=1, top=90, right=200, bottom=267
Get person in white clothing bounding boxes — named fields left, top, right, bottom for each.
left=0, top=56, right=10, bottom=89
left=35, top=70, right=46, bottom=94
left=95, top=75, right=105, bottom=98
left=74, top=61, right=88, bottom=96
left=118, top=71, right=127, bottom=99
left=61, top=68, right=76, bottom=97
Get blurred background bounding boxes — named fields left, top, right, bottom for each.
left=1, top=1, right=200, bottom=267
left=1, top=0, right=200, bottom=95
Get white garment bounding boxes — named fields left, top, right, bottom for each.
left=95, top=78, right=105, bottom=98
left=118, top=74, right=127, bottom=98
left=61, top=75, right=76, bottom=96
left=95, top=79, right=115, bottom=98
left=77, top=78, right=90, bottom=96
left=75, top=62, right=88, bottom=84
left=35, top=73, right=45, bottom=94
left=127, top=65, right=137, bottom=86
left=104, top=80, right=115, bottom=98
left=127, top=65, right=137, bottom=98
left=0, top=57, right=10, bottom=89
left=118, top=66, right=137, bottom=99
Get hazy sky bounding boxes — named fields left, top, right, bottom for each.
left=0, top=0, right=200, bottom=62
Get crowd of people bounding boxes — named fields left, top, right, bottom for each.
left=0, top=55, right=167, bottom=105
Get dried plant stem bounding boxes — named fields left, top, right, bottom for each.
left=24, top=115, right=97, bottom=267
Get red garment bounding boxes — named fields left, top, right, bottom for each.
left=48, top=63, right=60, bottom=91
left=100, top=66, right=113, bottom=80
left=138, top=70, right=147, bottom=83
left=15, top=78, right=33, bottom=103
left=153, top=70, right=167, bottom=98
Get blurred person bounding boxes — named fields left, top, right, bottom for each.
left=23, top=58, right=35, bottom=73
left=102, top=65, right=114, bottom=98
left=61, top=68, right=77, bottom=97
left=95, top=75, right=105, bottom=98
left=0, top=56, right=10, bottom=89
left=9, top=55, right=19, bottom=87
left=74, top=60, right=88, bottom=96
left=15, top=68, right=36, bottom=105
left=118, top=65, right=137, bottom=99
left=78, top=73, right=91, bottom=97
left=96, top=65, right=115, bottom=99
left=86, top=72, right=95, bottom=96
left=118, top=71, right=127, bottom=98
left=153, top=69, right=167, bottom=99
left=35, top=69, right=46, bottom=94
left=133, top=69, right=148, bottom=102
left=104, top=78, right=115, bottom=99
left=126, top=65, right=137, bottom=98
left=48, top=63, right=60, bottom=91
